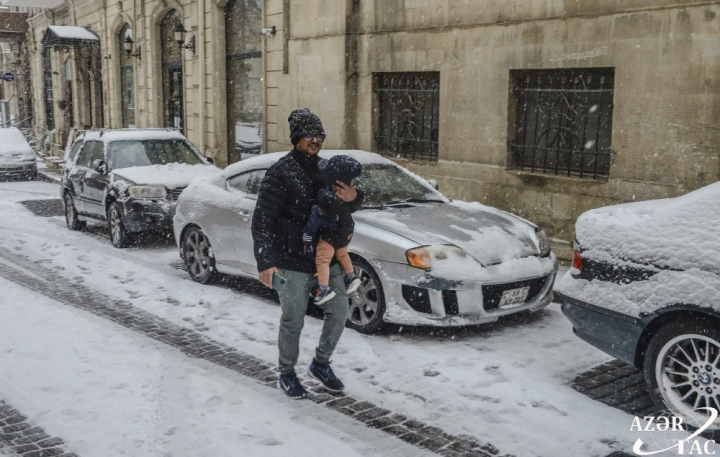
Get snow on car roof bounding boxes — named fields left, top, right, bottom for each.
left=0, top=128, right=33, bottom=154
left=575, top=181, right=720, bottom=272
left=221, top=149, right=394, bottom=178
left=83, top=130, right=188, bottom=144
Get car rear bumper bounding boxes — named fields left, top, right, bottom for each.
left=119, top=198, right=175, bottom=233
left=558, top=291, right=644, bottom=367
left=371, top=255, right=558, bottom=327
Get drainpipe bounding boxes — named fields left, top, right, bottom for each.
left=198, top=0, right=205, bottom=155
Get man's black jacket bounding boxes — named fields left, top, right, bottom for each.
left=251, top=149, right=364, bottom=274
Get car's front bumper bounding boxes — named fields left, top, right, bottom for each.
left=559, top=291, right=644, bottom=367
left=119, top=198, right=176, bottom=233
left=371, top=254, right=558, bottom=327
left=0, top=162, right=36, bottom=176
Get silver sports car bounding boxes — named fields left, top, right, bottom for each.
left=173, top=150, right=558, bottom=334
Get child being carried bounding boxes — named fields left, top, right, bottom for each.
left=302, top=155, right=364, bottom=304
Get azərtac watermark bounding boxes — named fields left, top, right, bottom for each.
left=631, top=407, right=718, bottom=455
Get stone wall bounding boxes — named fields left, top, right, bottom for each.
left=265, top=0, right=720, bottom=259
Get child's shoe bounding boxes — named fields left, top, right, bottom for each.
left=344, top=273, right=361, bottom=294
left=311, top=285, right=336, bottom=304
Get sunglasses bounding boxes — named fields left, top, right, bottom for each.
left=303, top=134, right=326, bottom=142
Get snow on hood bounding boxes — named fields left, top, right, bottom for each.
left=0, top=128, right=35, bottom=164
left=576, top=181, right=720, bottom=272
left=112, top=163, right=221, bottom=189
left=355, top=200, right=541, bottom=267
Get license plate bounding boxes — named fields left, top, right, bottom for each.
left=498, top=286, right=530, bottom=308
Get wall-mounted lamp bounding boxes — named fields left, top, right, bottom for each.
left=261, top=26, right=276, bottom=37
left=173, top=23, right=195, bottom=54
left=123, top=35, right=141, bottom=60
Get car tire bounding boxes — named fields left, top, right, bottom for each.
left=345, top=256, right=387, bottom=334
left=107, top=202, right=132, bottom=249
left=644, top=318, right=720, bottom=435
left=64, top=193, right=86, bottom=231
left=182, top=226, right=217, bottom=284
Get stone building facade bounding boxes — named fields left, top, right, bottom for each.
left=26, top=0, right=263, bottom=167
left=24, top=0, right=720, bottom=258
left=263, top=0, right=720, bottom=258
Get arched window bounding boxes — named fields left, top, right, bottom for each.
left=225, top=0, right=262, bottom=164
left=119, top=24, right=135, bottom=128
left=161, top=10, right=184, bottom=130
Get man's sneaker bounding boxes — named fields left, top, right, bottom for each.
left=308, top=359, right=344, bottom=392
left=344, top=273, right=361, bottom=294
left=311, top=285, right=336, bottom=305
left=277, top=372, right=308, bottom=399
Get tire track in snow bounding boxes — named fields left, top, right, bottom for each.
left=0, top=246, right=504, bottom=457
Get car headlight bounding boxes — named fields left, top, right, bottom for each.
left=534, top=229, right=551, bottom=256
left=406, top=245, right=468, bottom=270
left=128, top=185, right=167, bottom=199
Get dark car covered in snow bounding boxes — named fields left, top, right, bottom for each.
left=61, top=129, right=220, bottom=248
left=557, top=182, right=720, bottom=432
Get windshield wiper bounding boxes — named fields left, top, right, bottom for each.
left=383, top=198, right=445, bottom=206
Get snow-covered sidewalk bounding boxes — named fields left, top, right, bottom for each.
left=0, top=180, right=706, bottom=457
left=0, top=276, right=433, bottom=457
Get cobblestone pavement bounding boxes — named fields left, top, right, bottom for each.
left=0, top=398, right=78, bottom=457
left=19, top=200, right=64, bottom=218
left=570, top=360, right=657, bottom=416
left=0, top=246, right=507, bottom=457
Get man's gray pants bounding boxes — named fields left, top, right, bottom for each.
left=277, top=263, right=349, bottom=375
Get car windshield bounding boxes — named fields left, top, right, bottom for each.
left=355, top=164, right=445, bottom=208
left=107, top=140, right=204, bottom=170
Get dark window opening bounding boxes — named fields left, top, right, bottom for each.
left=508, top=68, right=615, bottom=180
left=161, top=10, right=184, bottom=131
left=374, top=72, right=440, bottom=162
left=43, top=47, right=54, bottom=131
left=225, top=0, right=263, bottom=165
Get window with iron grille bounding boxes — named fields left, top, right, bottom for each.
left=374, top=72, right=440, bottom=161
left=508, top=68, right=615, bottom=179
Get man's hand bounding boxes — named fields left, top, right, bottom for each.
left=333, top=181, right=358, bottom=202
left=259, top=267, right=280, bottom=289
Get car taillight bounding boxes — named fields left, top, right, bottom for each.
left=572, top=250, right=582, bottom=272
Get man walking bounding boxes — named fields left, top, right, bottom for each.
left=251, top=108, right=364, bottom=399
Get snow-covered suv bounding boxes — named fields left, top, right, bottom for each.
left=61, top=129, right=220, bottom=248
left=557, top=182, right=720, bottom=432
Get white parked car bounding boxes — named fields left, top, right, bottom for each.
left=173, top=150, right=558, bottom=334
left=558, top=181, right=720, bottom=432
left=0, top=128, right=37, bottom=180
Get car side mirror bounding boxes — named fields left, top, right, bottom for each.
left=92, top=159, right=106, bottom=174
left=428, top=179, right=439, bottom=191
left=205, top=156, right=214, bottom=164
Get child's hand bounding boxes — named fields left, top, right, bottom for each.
left=332, top=181, right=358, bottom=202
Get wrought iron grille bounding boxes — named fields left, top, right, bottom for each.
left=374, top=72, right=440, bottom=161
left=508, top=68, right=615, bottom=179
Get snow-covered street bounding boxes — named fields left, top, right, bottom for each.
left=0, top=180, right=714, bottom=457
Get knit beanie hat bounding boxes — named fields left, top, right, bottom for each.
left=288, top=108, right=325, bottom=146
left=321, top=155, right=363, bottom=187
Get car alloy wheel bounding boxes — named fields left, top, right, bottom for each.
left=64, top=194, right=85, bottom=231
left=346, top=257, right=386, bottom=334
left=646, top=319, right=720, bottom=434
left=108, top=202, right=131, bottom=248
left=183, top=227, right=217, bottom=284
